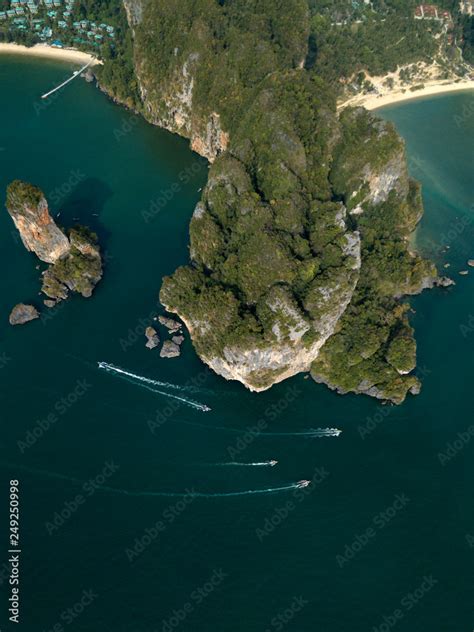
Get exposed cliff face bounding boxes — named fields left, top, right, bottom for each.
left=6, top=181, right=70, bottom=264
left=123, top=0, right=309, bottom=161
left=123, top=0, right=228, bottom=161
left=123, top=0, right=143, bottom=29
left=135, top=53, right=229, bottom=162
left=6, top=181, right=103, bottom=304
left=168, top=227, right=361, bottom=392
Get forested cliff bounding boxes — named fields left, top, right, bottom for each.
left=102, top=0, right=453, bottom=403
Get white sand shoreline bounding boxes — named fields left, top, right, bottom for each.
left=339, top=79, right=474, bottom=111
left=0, top=42, right=100, bottom=65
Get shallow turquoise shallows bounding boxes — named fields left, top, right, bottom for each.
left=0, top=56, right=473, bottom=632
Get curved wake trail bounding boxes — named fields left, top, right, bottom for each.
left=98, top=362, right=211, bottom=412
left=196, top=461, right=278, bottom=468
left=99, top=483, right=298, bottom=498
left=0, top=462, right=299, bottom=499
left=99, top=362, right=204, bottom=394
left=99, top=399, right=340, bottom=437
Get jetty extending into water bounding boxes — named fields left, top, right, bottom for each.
left=41, top=60, right=94, bottom=99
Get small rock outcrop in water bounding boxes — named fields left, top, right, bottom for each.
left=145, top=327, right=160, bottom=350
left=158, top=315, right=182, bottom=333
left=172, top=335, right=185, bottom=345
left=434, top=276, right=455, bottom=288
left=6, top=181, right=70, bottom=264
left=9, top=304, right=39, bottom=326
left=160, top=340, right=181, bottom=358
left=6, top=181, right=103, bottom=305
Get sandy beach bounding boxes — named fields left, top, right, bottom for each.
left=339, top=78, right=474, bottom=111
left=0, top=42, right=100, bottom=65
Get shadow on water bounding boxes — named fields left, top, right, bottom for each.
left=55, top=176, right=113, bottom=247
left=53, top=176, right=112, bottom=224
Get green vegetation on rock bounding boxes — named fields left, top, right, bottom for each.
left=7, top=180, right=43, bottom=211
left=43, top=226, right=103, bottom=299
left=118, top=0, right=453, bottom=402
left=130, top=0, right=310, bottom=136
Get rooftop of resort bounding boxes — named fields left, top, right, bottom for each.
left=0, top=0, right=115, bottom=47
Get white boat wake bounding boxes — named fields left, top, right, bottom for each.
left=0, top=462, right=300, bottom=498
left=197, top=460, right=278, bottom=468
left=101, top=482, right=299, bottom=498
left=99, top=362, right=209, bottom=394
left=169, top=419, right=339, bottom=437
left=310, top=428, right=342, bottom=437
left=98, top=362, right=211, bottom=412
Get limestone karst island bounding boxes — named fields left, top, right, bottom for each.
left=1, top=1, right=473, bottom=631
left=6, top=179, right=103, bottom=322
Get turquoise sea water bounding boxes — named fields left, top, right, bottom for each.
left=0, top=56, right=473, bottom=631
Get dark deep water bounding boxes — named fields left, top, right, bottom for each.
left=0, top=57, right=473, bottom=632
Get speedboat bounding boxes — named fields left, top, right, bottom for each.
left=317, top=428, right=342, bottom=437
left=296, top=480, right=310, bottom=488
left=268, top=460, right=278, bottom=467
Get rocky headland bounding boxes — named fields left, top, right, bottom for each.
left=113, top=0, right=454, bottom=404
